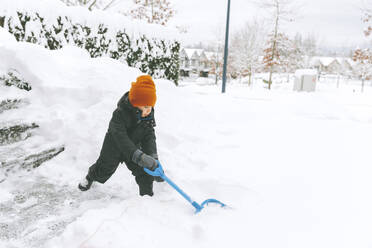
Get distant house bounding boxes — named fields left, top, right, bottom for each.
left=336, top=58, right=355, bottom=74
left=309, top=56, right=354, bottom=75
left=179, top=48, right=212, bottom=78
left=179, top=49, right=191, bottom=77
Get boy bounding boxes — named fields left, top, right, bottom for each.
left=78, top=75, right=163, bottom=196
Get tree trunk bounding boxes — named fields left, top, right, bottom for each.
left=151, top=0, right=154, bottom=23
left=362, top=78, right=365, bottom=93
left=103, top=0, right=117, bottom=10
left=88, top=0, right=97, bottom=11
left=0, top=16, right=4, bottom=28
left=268, top=2, right=280, bottom=90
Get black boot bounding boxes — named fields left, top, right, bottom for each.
left=78, top=175, right=93, bottom=191
left=138, top=181, right=154, bottom=196
left=136, top=175, right=154, bottom=196
left=139, top=185, right=154, bottom=196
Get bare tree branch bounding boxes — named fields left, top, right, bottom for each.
left=88, top=0, right=98, bottom=11
left=103, top=0, right=118, bottom=10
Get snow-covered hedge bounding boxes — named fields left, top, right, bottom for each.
left=2, top=11, right=180, bottom=85
left=0, top=69, right=32, bottom=91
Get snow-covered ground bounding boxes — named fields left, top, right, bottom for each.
left=1, top=28, right=372, bottom=248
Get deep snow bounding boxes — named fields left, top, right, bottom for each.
left=1, top=28, right=372, bottom=248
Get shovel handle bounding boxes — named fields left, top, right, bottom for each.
left=144, top=162, right=226, bottom=213
left=144, top=162, right=200, bottom=208
left=143, top=161, right=164, bottom=177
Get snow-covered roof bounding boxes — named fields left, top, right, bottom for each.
left=205, top=51, right=222, bottom=61
left=179, top=49, right=188, bottom=59
left=204, top=52, right=215, bottom=60
left=347, top=58, right=356, bottom=66
left=193, top=49, right=204, bottom=56
left=335, top=57, right=356, bottom=67
left=309, top=56, right=358, bottom=70
left=183, top=49, right=203, bottom=59
left=310, top=57, right=342, bottom=67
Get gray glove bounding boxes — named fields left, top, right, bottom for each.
left=132, top=149, right=158, bottom=171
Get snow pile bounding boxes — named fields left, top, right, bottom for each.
left=1, top=1, right=181, bottom=82
left=1, top=29, right=372, bottom=248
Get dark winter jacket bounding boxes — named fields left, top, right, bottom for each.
left=107, top=91, right=157, bottom=163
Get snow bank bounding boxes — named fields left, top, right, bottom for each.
left=0, top=27, right=16, bottom=45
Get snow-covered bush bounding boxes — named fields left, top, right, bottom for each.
left=3, top=11, right=180, bottom=84
left=0, top=69, right=32, bottom=91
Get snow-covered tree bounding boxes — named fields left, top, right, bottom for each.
left=263, top=33, right=304, bottom=75
left=286, top=34, right=306, bottom=72
left=126, top=0, right=175, bottom=25
left=208, top=24, right=225, bottom=84
left=229, top=20, right=266, bottom=86
left=256, top=0, right=299, bottom=89
left=293, top=32, right=318, bottom=66
left=60, top=0, right=103, bottom=10
left=302, top=34, right=318, bottom=57
left=362, top=1, right=372, bottom=37
left=353, top=48, right=372, bottom=92
left=352, top=2, right=372, bottom=92
left=59, top=0, right=136, bottom=12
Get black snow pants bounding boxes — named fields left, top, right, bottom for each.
left=87, top=132, right=154, bottom=195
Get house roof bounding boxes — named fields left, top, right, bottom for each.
left=205, top=51, right=222, bottom=61
left=336, top=57, right=356, bottom=66
left=309, top=56, right=354, bottom=67
left=183, top=49, right=202, bottom=59
left=310, top=57, right=336, bottom=66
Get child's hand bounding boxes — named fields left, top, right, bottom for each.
left=132, top=150, right=158, bottom=171
left=139, top=153, right=158, bottom=171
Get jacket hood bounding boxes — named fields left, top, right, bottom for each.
left=117, top=91, right=155, bottom=122
left=117, top=92, right=136, bottom=112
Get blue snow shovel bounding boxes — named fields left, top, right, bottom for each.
left=144, top=161, right=226, bottom=214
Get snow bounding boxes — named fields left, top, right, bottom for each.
left=1, top=0, right=182, bottom=41
left=0, top=28, right=16, bottom=46
left=295, top=69, right=318, bottom=77
left=1, top=28, right=372, bottom=248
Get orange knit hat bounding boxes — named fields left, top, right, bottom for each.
left=129, top=75, right=157, bottom=107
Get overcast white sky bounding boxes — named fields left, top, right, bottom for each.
left=169, top=0, right=368, bottom=48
